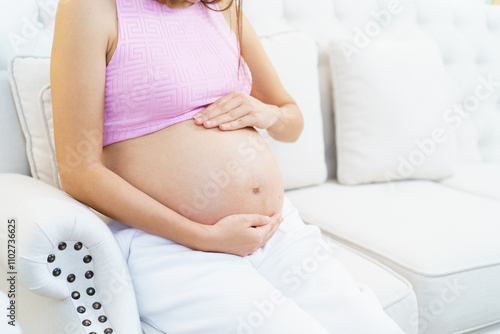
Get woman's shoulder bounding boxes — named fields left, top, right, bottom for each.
left=54, top=0, right=116, bottom=40
left=54, top=0, right=117, bottom=58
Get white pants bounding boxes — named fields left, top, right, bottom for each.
left=110, top=196, right=403, bottom=334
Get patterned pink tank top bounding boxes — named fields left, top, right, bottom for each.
left=103, top=0, right=252, bottom=146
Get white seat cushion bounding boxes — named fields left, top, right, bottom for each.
left=324, top=237, right=418, bottom=334
left=286, top=180, right=500, bottom=333
left=440, top=162, right=500, bottom=201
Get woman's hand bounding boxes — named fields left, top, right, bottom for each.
left=193, top=91, right=281, bottom=131
left=202, top=212, right=283, bottom=257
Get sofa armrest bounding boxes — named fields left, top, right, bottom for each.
left=0, top=173, right=143, bottom=334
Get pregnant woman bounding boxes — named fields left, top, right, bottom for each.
left=51, top=0, right=403, bottom=332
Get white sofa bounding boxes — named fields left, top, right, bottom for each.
left=0, top=0, right=499, bottom=333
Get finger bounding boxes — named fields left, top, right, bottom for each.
left=219, top=115, right=255, bottom=131
left=247, top=214, right=271, bottom=228
left=264, top=214, right=283, bottom=241
left=252, top=213, right=281, bottom=232
left=267, top=213, right=283, bottom=230
left=198, top=98, right=242, bottom=128
left=207, top=106, right=248, bottom=128
left=193, top=92, right=241, bottom=125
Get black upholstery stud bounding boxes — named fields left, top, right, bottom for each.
left=92, top=302, right=101, bottom=310
left=82, top=319, right=91, bottom=327
left=74, top=242, right=83, bottom=250
left=67, top=274, right=76, bottom=283
left=87, top=287, right=96, bottom=296
left=52, top=268, right=61, bottom=277
left=71, top=291, right=80, bottom=300
left=58, top=242, right=67, bottom=250
left=90, top=332, right=97, bottom=334
left=85, top=270, right=94, bottom=279
left=98, top=315, right=107, bottom=323
left=104, top=328, right=113, bottom=334
left=83, top=255, right=92, bottom=263
left=47, top=254, right=55, bottom=263
left=77, top=306, right=86, bottom=314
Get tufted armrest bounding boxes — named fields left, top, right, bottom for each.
left=0, top=173, right=144, bottom=334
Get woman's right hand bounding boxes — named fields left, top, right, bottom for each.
left=202, top=213, right=284, bottom=257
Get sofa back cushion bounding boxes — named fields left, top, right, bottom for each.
left=258, top=31, right=328, bottom=189
left=330, top=35, right=457, bottom=185
left=9, top=56, right=62, bottom=188
left=0, top=70, right=29, bottom=175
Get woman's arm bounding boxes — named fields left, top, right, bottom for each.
left=50, top=0, right=281, bottom=257
left=193, top=3, right=304, bottom=142
left=241, top=13, right=304, bottom=142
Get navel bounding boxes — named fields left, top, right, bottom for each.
left=252, top=187, right=261, bottom=195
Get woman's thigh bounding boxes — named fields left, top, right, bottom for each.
left=119, top=225, right=329, bottom=334
left=249, top=196, right=403, bottom=334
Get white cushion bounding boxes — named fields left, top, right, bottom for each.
left=329, top=35, right=458, bottom=185
left=327, top=237, right=418, bottom=334
left=0, top=70, right=30, bottom=175
left=8, top=55, right=60, bottom=189
left=258, top=31, right=327, bottom=190
left=286, top=180, right=500, bottom=334
left=440, top=162, right=500, bottom=201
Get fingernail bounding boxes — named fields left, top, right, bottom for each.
left=194, top=113, right=202, bottom=118
left=219, top=124, right=226, bottom=130
left=205, top=120, right=211, bottom=126
left=196, top=118, right=203, bottom=124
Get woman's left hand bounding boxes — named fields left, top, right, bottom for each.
left=193, top=92, right=280, bottom=131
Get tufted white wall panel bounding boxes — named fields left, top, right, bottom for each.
left=0, top=0, right=56, bottom=70
left=415, top=1, right=500, bottom=163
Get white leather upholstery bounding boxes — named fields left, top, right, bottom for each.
left=0, top=174, right=143, bottom=334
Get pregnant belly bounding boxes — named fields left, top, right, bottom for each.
left=102, top=120, right=284, bottom=225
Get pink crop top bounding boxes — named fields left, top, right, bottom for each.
left=103, top=0, right=252, bottom=146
